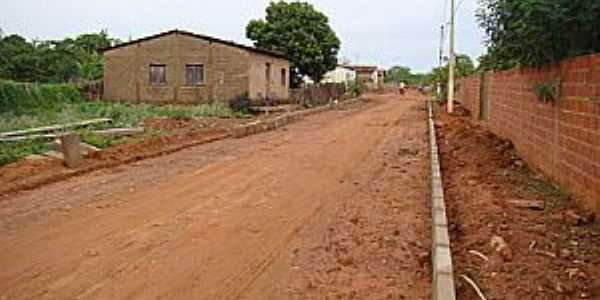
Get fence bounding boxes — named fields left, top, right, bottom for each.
left=455, top=53, right=600, bottom=213
left=290, top=83, right=346, bottom=106
left=77, top=80, right=103, bottom=101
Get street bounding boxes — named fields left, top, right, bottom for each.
left=0, top=94, right=431, bottom=299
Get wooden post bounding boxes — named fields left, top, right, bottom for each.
left=61, top=133, right=84, bottom=168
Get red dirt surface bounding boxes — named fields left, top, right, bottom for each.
left=436, top=105, right=600, bottom=299
left=0, top=117, right=251, bottom=197
left=0, top=93, right=431, bottom=299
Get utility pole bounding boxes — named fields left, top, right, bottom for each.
left=447, top=0, right=456, bottom=113
left=437, top=24, right=445, bottom=97
left=439, top=25, right=445, bottom=68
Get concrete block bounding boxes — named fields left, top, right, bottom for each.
left=434, top=225, right=451, bottom=247
left=43, top=150, right=64, bottom=160
left=432, top=185, right=444, bottom=199
left=433, top=208, right=448, bottom=227
left=432, top=195, right=446, bottom=212
left=79, top=142, right=100, bottom=155
left=233, top=126, right=248, bottom=138
left=26, top=154, right=48, bottom=161
left=61, top=133, right=84, bottom=168
left=433, top=245, right=453, bottom=275
left=434, top=273, right=456, bottom=300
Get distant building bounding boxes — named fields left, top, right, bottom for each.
left=349, top=65, right=380, bottom=89
left=322, top=65, right=356, bottom=84
left=102, top=29, right=290, bottom=104
left=377, top=69, right=386, bottom=85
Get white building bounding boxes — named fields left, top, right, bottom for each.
left=322, top=65, right=356, bottom=84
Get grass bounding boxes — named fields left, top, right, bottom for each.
left=0, top=80, right=246, bottom=166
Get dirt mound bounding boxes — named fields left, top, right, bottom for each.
left=436, top=106, right=600, bottom=299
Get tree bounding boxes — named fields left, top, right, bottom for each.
left=385, top=65, right=432, bottom=86
left=246, top=1, right=341, bottom=87
left=385, top=66, right=412, bottom=84
left=478, top=0, right=600, bottom=70
left=0, top=31, right=114, bottom=82
left=429, top=54, right=475, bottom=101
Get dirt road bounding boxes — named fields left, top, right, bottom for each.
left=0, top=93, right=431, bottom=299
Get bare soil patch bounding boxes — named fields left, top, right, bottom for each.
left=0, top=117, right=243, bottom=197
left=436, top=105, right=600, bottom=299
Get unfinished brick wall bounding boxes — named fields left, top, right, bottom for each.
left=456, top=54, right=600, bottom=213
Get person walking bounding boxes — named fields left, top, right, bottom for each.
left=399, top=82, right=406, bottom=95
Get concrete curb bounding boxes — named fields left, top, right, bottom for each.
left=427, top=100, right=456, bottom=300
left=232, top=98, right=363, bottom=139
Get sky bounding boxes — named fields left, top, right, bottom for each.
left=0, top=0, right=486, bottom=73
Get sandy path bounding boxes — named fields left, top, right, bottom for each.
left=0, top=93, right=431, bottom=299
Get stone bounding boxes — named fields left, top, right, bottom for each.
left=559, top=248, right=572, bottom=259
left=507, top=199, right=545, bottom=210
left=61, top=133, right=84, bottom=168
left=338, top=255, right=354, bottom=266
left=563, top=210, right=584, bottom=226
left=490, top=235, right=513, bottom=262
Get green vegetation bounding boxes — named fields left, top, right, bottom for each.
left=533, top=78, right=560, bottom=103
left=246, top=1, right=341, bottom=87
left=385, top=66, right=431, bottom=86
left=0, top=80, right=238, bottom=166
left=428, top=54, right=475, bottom=101
left=345, top=79, right=366, bottom=97
left=477, top=0, right=600, bottom=70
left=228, top=93, right=252, bottom=115
left=0, top=31, right=116, bottom=83
left=0, top=140, right=48, bottom=166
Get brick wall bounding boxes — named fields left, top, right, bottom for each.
left=456, top=53, right=600, bottom=213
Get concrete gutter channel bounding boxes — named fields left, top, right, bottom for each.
left=427, top=100, right=457, bottom=300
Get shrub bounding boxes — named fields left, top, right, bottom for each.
left=345, top=79, right=365, bottom=97
left=228, top=93, right=252, bottom=114
left=0, top=140, right=48, bottom=166
left=0, top=80, right=80, bottom=114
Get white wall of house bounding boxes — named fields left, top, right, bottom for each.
left=322, top=66, right=356, bottom=84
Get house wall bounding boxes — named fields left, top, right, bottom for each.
left=248, top=53, right=290, bottom=101
left=456, top=53, right=600, bottom=213
left=103, top=32, right=288, bottom=104
left=322, top=67, right=356, bottom=84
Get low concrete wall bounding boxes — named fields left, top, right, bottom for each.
left=428, top=100, right=456, bottom=300
left=232, top=98, right=363, bottom=138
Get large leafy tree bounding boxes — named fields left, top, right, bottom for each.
left=246, top=1, right=341, bottom=87
left=478, top=0, right=600, bottom=70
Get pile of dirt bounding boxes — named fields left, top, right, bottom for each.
left=436, top=105, right=600, bottom=299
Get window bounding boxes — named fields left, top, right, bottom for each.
left=149, top=64, right=166, bottom=85
left=281, top=68, right=287, bottom=86
left=185, top=64, right=205, bottom=86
